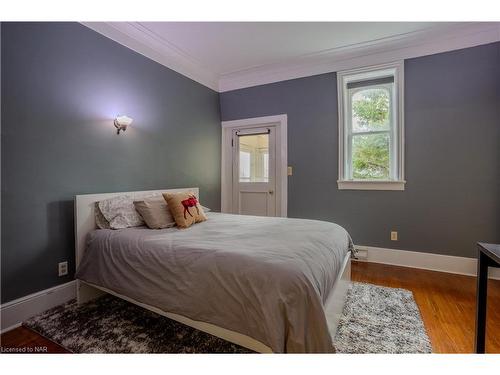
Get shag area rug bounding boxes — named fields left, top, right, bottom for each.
left=334, top=283, right=432, bottom=353
left=24, top=282, right=431, bottom=353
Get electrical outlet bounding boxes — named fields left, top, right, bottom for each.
left=287, top=166, right=293, bottom=176
left=391, top=231, right=398, bottom=241
left=355, top=249, right=368, bottom=260
left=58, top=261, right=68, bottom=277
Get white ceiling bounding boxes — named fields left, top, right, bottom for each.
left=83, top=22, right=500, bottom=91
left=140, top=22, right=439, bottom=74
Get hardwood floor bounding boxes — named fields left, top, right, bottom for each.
left=1, top=262, right=499, bottom=353
left=352, top=261, right=500, bottom=353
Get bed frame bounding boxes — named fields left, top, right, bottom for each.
left=75, top=187, right=351, bottom=353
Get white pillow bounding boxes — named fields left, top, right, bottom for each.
left=98, top=194, right=145, bottom=229
left=94, top=202, right=111, bottom=229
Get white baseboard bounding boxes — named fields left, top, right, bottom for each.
left=355, top=245, right=500, bottom=280
left=0, top=281, right=76, bottom=333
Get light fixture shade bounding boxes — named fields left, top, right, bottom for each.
left=114, top=115, right=133, bottom=134
left=115, top=115, right=133, bottom=126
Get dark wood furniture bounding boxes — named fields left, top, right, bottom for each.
left=475, top=242, right=500, bottom=353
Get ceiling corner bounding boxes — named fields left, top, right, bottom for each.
left=82, top=22, right=220, bottom=92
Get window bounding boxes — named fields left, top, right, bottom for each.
left=263, top=152, right=269, bottom=180
left=239, top=151, right=251, bottom=181
left=337, top=62, right=405, bottom=190
left=238, top=133, right=269, bottom=182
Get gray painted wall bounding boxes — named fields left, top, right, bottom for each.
left=220, top=42, right=500, bottom=258
left=1, top=23, right=221, bottom=303
left=1, top=23, right=499, bottom=303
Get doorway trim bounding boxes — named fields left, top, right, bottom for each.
left=221, top=114, right=287, bottom=217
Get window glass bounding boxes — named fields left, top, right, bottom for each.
left=352, top=133, right=390, bottom=179
left=239, top=151, right=251, bottom=181
left=239, top=134, right=269, bottom=182
left=351, top=87, right=391, bottom=133
left=349, top=84, right=392, bottom=180
left=263, top=152, right=269, bottom=180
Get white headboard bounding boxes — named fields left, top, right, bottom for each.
left=74, top=187, right=199, bottom=269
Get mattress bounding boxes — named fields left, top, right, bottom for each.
left=76, top=212, right=353, bottom=353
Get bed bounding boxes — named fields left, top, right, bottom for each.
left=74, top=188, right=352, bottom=353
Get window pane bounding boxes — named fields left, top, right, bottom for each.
left=263, top=152, right=269, bottom=179
left=239, top=133, right=269, bottom=182
left=352, top=132, right=390, bottom=180
left=351, top=87, right=391, bottom=132
left=239, top=151, right=251, bottom=181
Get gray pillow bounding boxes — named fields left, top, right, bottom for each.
left=134, top=197, right=176, bottom=229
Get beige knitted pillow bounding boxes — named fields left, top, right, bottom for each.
left=162, top=191, right=207, bottom=228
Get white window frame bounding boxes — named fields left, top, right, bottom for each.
left=337, top=61, right=405, bottom=191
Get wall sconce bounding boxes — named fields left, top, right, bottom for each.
left=114, top=115, right=133, bottom=134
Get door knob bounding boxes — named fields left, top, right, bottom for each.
left=269, top=190, right=274, bottom=195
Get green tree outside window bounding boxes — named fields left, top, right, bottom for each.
left=351, top=88, right=391, bottom=179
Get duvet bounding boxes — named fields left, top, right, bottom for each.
left=76, top=212, right=352, bottom=353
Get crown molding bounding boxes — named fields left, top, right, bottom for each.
left=218, top=22, right=500, bottom=92
left=82, top=22, right=220, bottom=92
left=82, top=22, right=500, bottom=93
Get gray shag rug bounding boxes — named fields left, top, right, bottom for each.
left=24, top=282, right=431, bottom=353
left=334, top=283, right=432, bottom=353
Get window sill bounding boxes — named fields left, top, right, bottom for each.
left=337, top=180, right=406, bottom=191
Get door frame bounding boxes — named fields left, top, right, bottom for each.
left=221, top=114, right=287, bottom=217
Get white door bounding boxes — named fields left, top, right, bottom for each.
left=232, top=127, right=277, bottom=216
